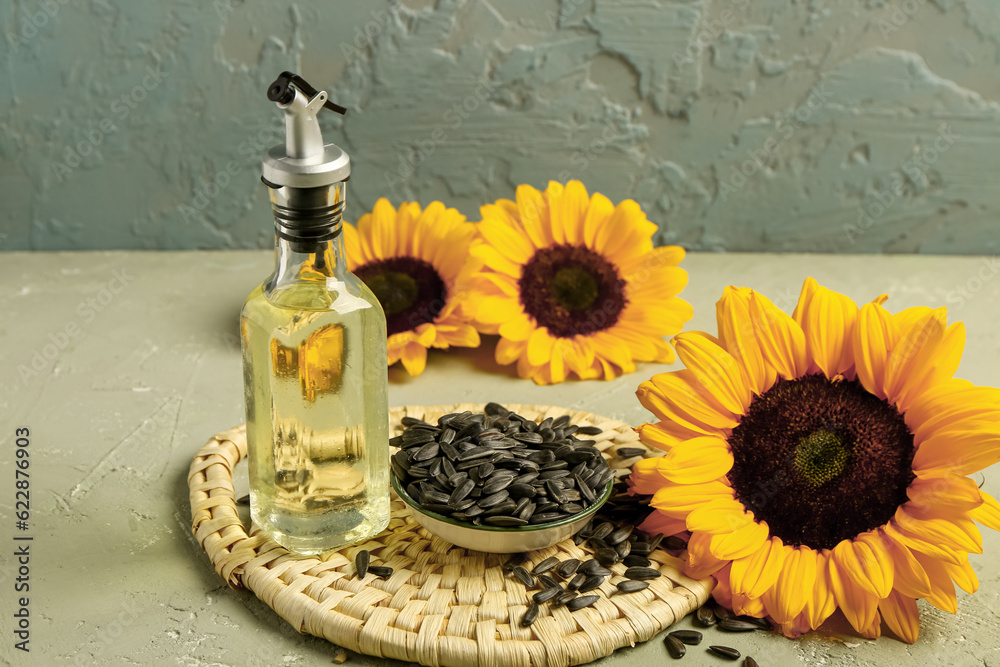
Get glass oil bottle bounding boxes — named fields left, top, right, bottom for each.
left=241, top=72, right=389, bottom=555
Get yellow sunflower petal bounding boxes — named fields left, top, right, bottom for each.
left=911, top=423, right=1000, bottom=476
left=685, top=532, right=728, bottom=578
left=943, top=556, right=979, bottom=595
left=805, top=551, right=838, bottom=629
left=852, top=298, right=899, bottom=399
left=673, top=332, right=754, bottom=415
left=342, top=222, right=364, bottom=270
left=763, top=546, right=817, bottom=624
left=883, top=520, right=964, bottom=566
left=582, top=192, right=614, bottom=248
left=661, top=436, right=734, bottom=484
left=709, top=519, right=770, bottom=560
left=912, top=552, right=958, bottom=613
left=716, top=286, right=777, bottom=395
left=828, top=556, right=880, bottom=634
left=526, top=327, right=555, bottom=366
left=884, top=308, right=962, bottom=409
left=835, top=534, right=893, bottom=599
left=474, top=294, right=524, bottom=326
left=685, top=497, right=751, bottom=534
left=398, top=342, right=427, bottom=377
left=732, top=592, right=767, bottom=618
left=879, top=590, right=920, bottom=644
left=368, top=198, right=399, bottom=259
left=469, top=241, right=522, bottom=278
left=498, top=312, right=534, bottom=342
left=635, top=421, right=705, bottom=453
left=476, top=217, right=535, bottom=264
left=639, top=370, right=740, bottom=434
left=748, top=290, right=809, bottom=379
left=557, top=180, right=590, bottom=245
left=883, top=535, right=933, bottom=599
left=793, top=277, right=858, bottom=378
left=906, top=379, right=1000, bottom=442
left=495, top=338, right=525, bottom=365
left=638, top=510, right=687, bottom=538
left=515, top=183, right=549, bottom=245
left=970, top=491, right=1000, bottom=531
left=650, top=481, right=734, bottom=517
left=907, top=471, right=984, bottom=514
left=729, top=536, right=787, bottom=599
left=894, top=506, right=983, bottom=555
left=631, top=457, right=669, bottom=495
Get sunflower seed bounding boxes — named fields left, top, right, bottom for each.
left=578, top=575, right=605, bottom=593
left=567, top=573, right=586, bottom=591
left=503, top=553, right=526, bottom=571
left=712, top=601, right=733, bottom=621
left=623, top=555, right=651, bottom=568
left=458, top=446, right=495, bottom=462
left=529, top=512, right=565, bottom=524
left=629, top=541, right=653, bottom=555
left=517, top=501, right=536, bottom=521
left=664, top=535, right=687, bottom=550
left=553, top=591, right=578, bottom=607
left=744, top=658, right=760, bottom=667
left=448, top=479, right=475, bottom=505
left=484, top=516, right=528, bottom=527
left=533, top=586, right=562, bottom=604
left=595, top=548, right=619, bottom=567
left=581, top=560, right=612, bottom=577
left=625, top=566, right=661, bottom=580
left=737, top=616, right=772, bottom=630
left=664, top=634, right=686, bottom=659
left=368, top=565, right=392, bottom=578
left=531, top=557, right=560, bottom=575
left=537, top=574, right=560, bottom=590
left=719, top=619, right=760, bottom=632
left=615, top=447, right=646, bottom=459
left=697, top=605, right=717, bottom=627
left=478, top=490, right=510, bottom=508
left=708, top=646, right=741, bottom=660
left=566, top=595, right=600, bottom=611
left=576, top=426, right=603, bottom=435
left=590, top=522, right=614, bottom=540
left=355, top=550, right=370, bottom=579
left=555, top=559, right=581, bottom=579
left=513, top=432, right=543, bottom=443
left=507, top=483, right=536, bottom=499
left=606, top=526, right=633, bottom=546
left=668, top=630, right=703, bottom=645
left=236, top=494, right=250, bottom=505
left=482, top=477, right=514, bottom=496
left=413, top=442, right=440, bottom=462
left=615, top=540, right=631, bottom=558
left=483, top=500, right=518, bottom=517
left=520, top=602, right=540, bottom=627
left=616, top=580, right=649, bottom=593
left=511, top=566, right=535, bottom=587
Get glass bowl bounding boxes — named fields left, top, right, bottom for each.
left=390, top=472, right=613, bottom=553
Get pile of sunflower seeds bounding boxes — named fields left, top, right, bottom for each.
left=390, top=403, right=615, bottom=527
left=662, top=601, right=770, bottom=663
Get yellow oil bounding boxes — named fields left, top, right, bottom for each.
left=241, top=277, right=389, bottom=555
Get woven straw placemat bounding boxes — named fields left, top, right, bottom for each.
left=188, top=403, right=714, bottom=667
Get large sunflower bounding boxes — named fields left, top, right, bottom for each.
left=466, top=180, right=692, bottom=384
left=632, top=278, right=1000, bottom=642
left=343, top=198, right=480, bottom=377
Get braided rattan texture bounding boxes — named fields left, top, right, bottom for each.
left=188, top=403, right=714, bottom=667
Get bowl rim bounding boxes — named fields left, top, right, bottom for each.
left=391, top=472, right=613, bottom=533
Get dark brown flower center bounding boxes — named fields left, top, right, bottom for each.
left=726, top=374, right=915, bottom=550
left=518, top=245, right=627, bottom=338
left=355, top=257, right=446, bottom=336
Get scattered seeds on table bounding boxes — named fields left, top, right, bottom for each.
left=503, top=553, right=526, bottom=571
left=553, top=591, right=578, bottom=607
left=664, top=535, right=687, bottom=550
left=696, top=604, right=717, bottom=627
left=712, top=601, right=733, bottom=621
left=743, top=658, right=760, bottom=667
left=719, top=619, right=760, bottom=632
left=567, top=573, right=586, bottom=591
left=664, top=634, right=686, bottom=659
left=537, top=574, right=560, bottom=590
left=367, top=565, right=392, bottom=578
left=531, top=556, right=559, bottom=575
left=624, top=566, right=661, bottom=580
left=566, top=595, right=600, bottom=611
left=668, top=630, right=703, bottom=645
left=533, top=587, right=562, bottom=604
left=595, top=548, right=619, bottom=567
left=578, top=575, right=605, bottom=593
left=555, top=558, right=581, bottom=579
left=623, top=555, right=651, bottom=568
left=707, top=646, right=742, bottom=660
left=511, top=566, right=536, bottom=588
left=520, top=602, right=539, bottom=627
left=355, top=550, right=370, bottom=579
left=616, top=580, right=649, bottom=593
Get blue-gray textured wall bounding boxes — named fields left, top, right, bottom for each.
left=1, top=0, right=998, bottom=253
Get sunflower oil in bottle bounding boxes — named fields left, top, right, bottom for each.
left=240, top=72, right=389, bottom=555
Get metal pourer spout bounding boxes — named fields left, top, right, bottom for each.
left=266, top=72, right=347, bottom=161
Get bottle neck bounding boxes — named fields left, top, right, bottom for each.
left=271, top=228, right=348, bottom=287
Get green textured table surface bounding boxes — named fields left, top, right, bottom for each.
left=0, top=251, right=997, bottom=666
